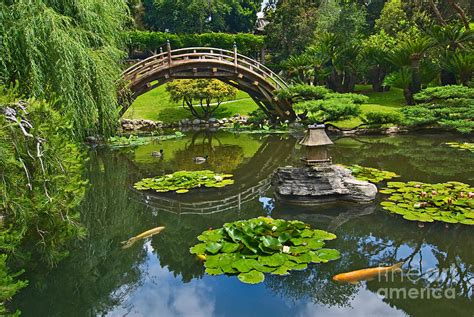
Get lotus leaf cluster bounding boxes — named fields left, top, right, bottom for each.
left=446, top=142, right=474, bottom=153
left=190, top=217, right=341, bottom=284
left=133, top=170, right=234, bottom=193
left=345, top=165, right=399, bottom=183
left=380, top=181, right=474, bottom=225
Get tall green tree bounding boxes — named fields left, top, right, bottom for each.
left=0, top=0, right=129, bottom=139
left=264, top=0, right=319, bottom=61
left=143, top=0, right=263, bottom=33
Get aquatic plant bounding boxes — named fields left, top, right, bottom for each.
left=446, top=142, right=474, bottom=153
left=380, top=181, right=474, bottom=225
left=344, top=165, right=399, bottom=183
left=107, top=132, right=185, bottom=148
left=190, top=217, right=341, bottom=284
left=133, top=170, right=234, bottom=194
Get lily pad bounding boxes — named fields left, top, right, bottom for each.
left=190, top=217, right=340, bottom=284
left=343, top=164, right=399, bottom=183
left=238, top=270, right=265, bottom=284
left=133, top=170, right=234, bottom=194
left=381, top=181, right=474, bottom=225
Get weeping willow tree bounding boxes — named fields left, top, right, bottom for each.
left=0, top=0, right=129, bottom=139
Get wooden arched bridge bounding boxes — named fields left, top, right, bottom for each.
left=121, top=43, right=296, bottom=121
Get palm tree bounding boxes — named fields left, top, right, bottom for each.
left=387, top=37, right=434, bottom=104
left=430, top=24, right=474, bottom=85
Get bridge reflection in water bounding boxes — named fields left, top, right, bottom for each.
left=127, top=131, right=297, bottom=215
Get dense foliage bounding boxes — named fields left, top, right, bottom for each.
left=166, top=79, right=237, bottom=120
left=133, top=170, right=234, bottom=194
left=380, top=181, right=474, bottom=225
left=280, top=85, right=368, bottom=124
left=126, top=31, right=265, bottom=57
left=0, top=94, right=86, bottom=312
left=399, top=85, right=474, bottom=133
left=190, top=217, right=341, bottom=284
left=140, top=0, right=264, bottom=33
left=0, top=0, right=129, bottom=139
left=266, top=0, right=473, bottom=99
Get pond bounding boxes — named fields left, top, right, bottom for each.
left=12, top=131, right=474, bottom=316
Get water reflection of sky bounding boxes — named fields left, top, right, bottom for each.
left=107, top=242, right=405, bottom=317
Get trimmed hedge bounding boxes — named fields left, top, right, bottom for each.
left=125, top=31, right=265, bottom=57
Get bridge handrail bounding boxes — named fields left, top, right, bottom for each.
left=122, top=46, right=288, bottom=90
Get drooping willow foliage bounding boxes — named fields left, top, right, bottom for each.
left=0, top=0, right=130, bottom=139
left=0, top=88, right=87, bottom=312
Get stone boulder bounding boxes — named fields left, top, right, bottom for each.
left=272, top=165, right=377, bottom=204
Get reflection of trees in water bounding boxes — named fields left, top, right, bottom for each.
left=150, top=199, right=265, bottom=283
left=13, top=151, right=154, bottom=316
left=346, top=215, right=474, bottom=316
left=265, top=263, right=358, bottom=308
left=331, top=135, right=474, bottom=182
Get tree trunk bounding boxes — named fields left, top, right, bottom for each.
left=447, top=0, right=470, bottom=30
left=440, top=69, right=457, bottom=85
left=370, top=66, right=385, bottom=92
left=404, top=88, right=414, bottom=105
left=410, top=56, right=422, bottom=95
left=428, top=0, right=447, bottom=26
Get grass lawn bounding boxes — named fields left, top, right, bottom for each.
left=331, top=84, right=406, bottom=129
left=123, top=85, right=259, bottom=122
left=123, top=83, right=406, bottom=128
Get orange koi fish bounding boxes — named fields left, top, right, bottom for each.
left=333, top=262, right=404, bottom=284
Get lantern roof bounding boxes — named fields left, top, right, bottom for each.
left=299, top=124, right=333, bottom=146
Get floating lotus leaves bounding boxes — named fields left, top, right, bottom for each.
left=344, top=164, right=399, bottom=183
left=133, top=170, right=234, bottom=193
left=446, top=142, right=474, bottom=153
left=190, top=217, right=340, bottom=284
left=380, top=181, right=474, bottom=225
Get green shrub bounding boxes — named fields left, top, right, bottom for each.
left=400, top=86, right=474, bottom=133
left=277, top=84, right=330, bottom=101
left=324, top=92, right=369, bottom=104
left=414, top=85, right=474, bottom=102
left=364, top=111, right=402, bottom=126
left=294, top=99, right=362, bottom=123
left=247, top=109, right=268, bottom=125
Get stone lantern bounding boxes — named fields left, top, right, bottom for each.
left=299, top=124, right=333, bottom=166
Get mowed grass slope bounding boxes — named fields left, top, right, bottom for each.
left=123, top=83, right=405, bottom=128
left=123, top=85, right=259, bottom=122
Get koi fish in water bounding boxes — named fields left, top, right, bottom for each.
left=333, top=262, right=404, bottom=284
left=121, top=226, right=165, bottom=249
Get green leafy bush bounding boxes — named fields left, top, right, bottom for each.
left=277, top=85, right=330, bottom=101
left=133, top=170, right=234, bottom=194
left=1, top=95, right=86, bottom=313
left=344, top=165, right=399, bottom=183
left=414, top=85, right=474, bottom=103
left=190, top=217, right=340, bottom=284
left=380, top=181, right=474, bottom=225
left=294, top=99, right=362, bottom=123
left=400, top=86, right=474, bottom=133
left=247, top=109, right=268, bottom=126
left=324, top=93, right=369, bottom=104
left=0, top=254, right=27, bottom=315
left=364, top=111, right=402, bottom=126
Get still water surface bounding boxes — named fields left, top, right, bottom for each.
left=13, top=131, right=474, bottom=316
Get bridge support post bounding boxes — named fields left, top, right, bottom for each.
left=233, top=42, right=238, bottom=73
left=166, top=40, right=172, bottom=65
